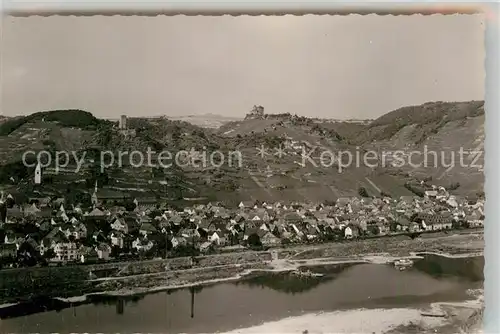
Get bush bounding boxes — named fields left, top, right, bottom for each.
left=169, top=245, right=200, bottom=258
left=247, top=234, right=262, bottom=247
left=380, top=191, right=392, bottom=198
left=358, top=187, right=369, bottom=197
left=281, top=238, right=291, bottom=246
left=0, top=160, right=35, bottom=183
left=404, top=182, right=425, bottom=197
left=368, top=225, right=379, bottom=236
left=124, top=200, right=137, bottom=212
left=67, top=190, right=91, bottom=207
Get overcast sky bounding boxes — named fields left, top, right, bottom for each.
left=1, top=14, right=485, bottom=119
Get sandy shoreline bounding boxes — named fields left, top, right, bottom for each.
left=221, top=308, right=448, bottom=334
left=221, top=288, right=484, bottom=334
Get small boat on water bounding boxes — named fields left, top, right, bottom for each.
left=394, top=259, right=414, bottom=270
left=290, top=270, right=324, bottom=278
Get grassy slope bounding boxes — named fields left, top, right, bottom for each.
left=217, top=117, right=413, bottom=201
left=0, top=101, right=484, bottom=202
left=353, top=100, right=484, bottom=145
left=359, top=101, right=485, bottom=196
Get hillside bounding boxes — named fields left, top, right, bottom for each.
left=216, top=114, right=415, bottom=201
left=0, top=113, right=240, bottom=204
left=359, top=101, right=485, bottom=195
left=0, top=109, right=107, bottom=136
left=352, top=100, right=484, bottom=145
left=0, top=101, right=485, bottom=204
left=216, top=101, right=484, bottom=199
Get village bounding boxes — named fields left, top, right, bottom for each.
left=0, top=183, right=484, bottom=269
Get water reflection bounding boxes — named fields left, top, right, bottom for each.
left=0, top=297, right=71, bottom=319
left=82, top=285, right=205, bottom=317
left=116, top=299, right=124, bottom=315
left=234, top=263, right=357, bottom=295
left=413, top=255, right=484, bottom=282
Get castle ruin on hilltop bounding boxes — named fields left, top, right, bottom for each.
left=245, top=105, right=265, bottom=120
left=117, top=114, right=136, bottom=137
left=119, top=115, right=127, bottom=130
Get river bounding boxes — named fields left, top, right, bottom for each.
left=0, top=254, right=484, bottom=333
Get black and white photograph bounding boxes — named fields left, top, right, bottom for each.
left=0, top=12, right=485, bottom=334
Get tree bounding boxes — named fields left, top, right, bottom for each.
left=404, top=182, right=425, bottom=197
left=408, top=232, right=421, bottom=240
left=124, top=200, right=137, bottom=212
left=368, top=225, right=379, bottom=236
left=0, top=202, right=6, bottom=224
left=0, top=160, right=34, bottom=184
left=358, top=187, right=369, bottom=198
left=44, top=249, right=56, bottom=262
left=0, top=254, right=16, bottom=269
left=247, top=234, right=262, bottom=247
left=172, top=126, right=182, bottom=143
left=17, top=241, right=40, bottom=267
left=111, top=245, right=121, bottom=258
left=170, top=245, right=199, bottom=258
left=152, top=166, right=164, bottom=178
left=281, top=238, right=291, bottom=246
left=380, top=191, right=392, bottom=198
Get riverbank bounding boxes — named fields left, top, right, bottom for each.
left=0, top=230, right=483, bottom=305
left=59, top=249, right=483, bottom=304
left=0, top=255, right=484, bottom=334
left=94, top=231, right=484, bottom=298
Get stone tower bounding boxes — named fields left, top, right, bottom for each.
left=119, top=115, right=127, bottom=130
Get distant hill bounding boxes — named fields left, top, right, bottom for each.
left=351, top=100, right=484, bottom=145
left=0, top=109, right=108, bottom=136
left=0, top=101, right=484, bottom=204
left=357, top=101, right=485, bottom=195
left=166, top=114, right=242, bottom=129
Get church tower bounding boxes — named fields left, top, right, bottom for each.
left=91, top=180, right=98, bottom=206
left=34, top=162, right=42, bottom=184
